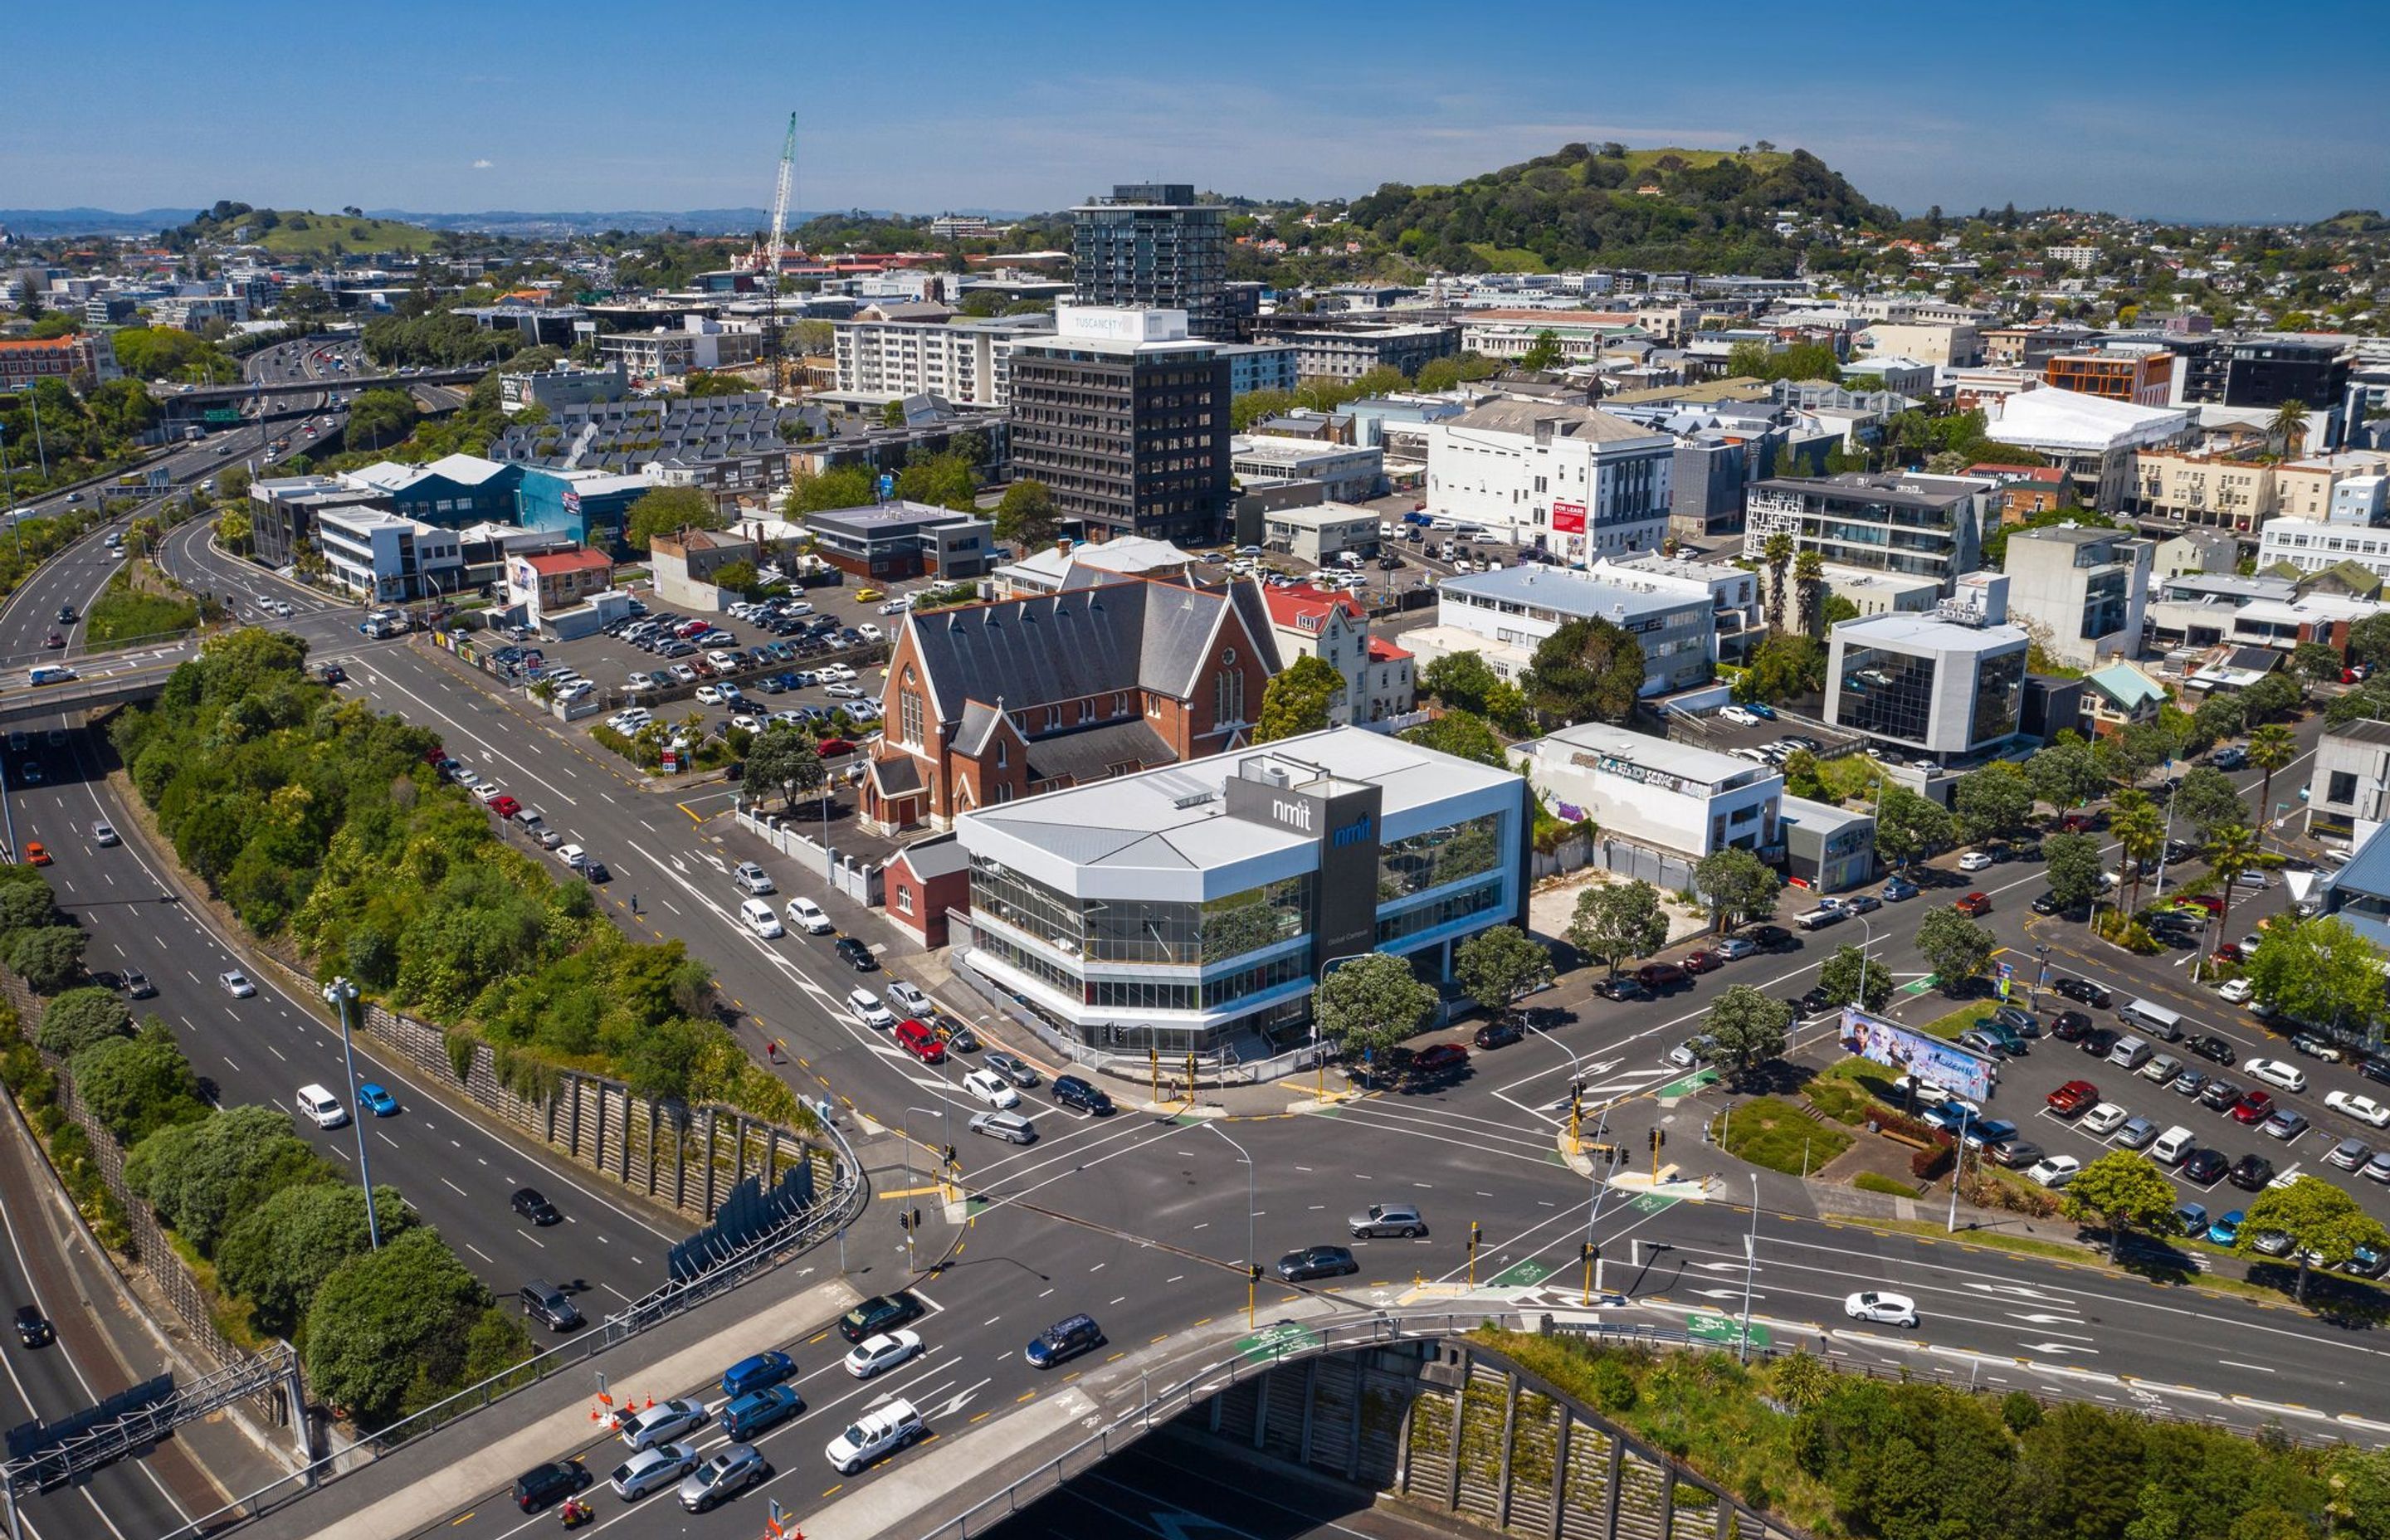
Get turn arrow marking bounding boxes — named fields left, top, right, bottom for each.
left=2018, top=1342, right=2099, bottom=1355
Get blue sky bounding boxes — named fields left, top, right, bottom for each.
left=11, top=1, right=2388, bottom=222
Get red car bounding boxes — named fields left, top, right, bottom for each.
left=490, top=795, right=521, bottom=819
left=1953, top=892, right=1991, bottom=917
left=1681, top=949, right=1724, bottom=975
left=815, top=738, right=856, bottom=758
left=1636, top=962, right=1690, bottom=990
left=2046, top=1079, right=2100, bottom=1117
left=2183, top=893, right=2226, bottom=915
left=2231, top=1089, right=2276, bottom=1125
left=1412, top=1043, right=1470, bottom=1075
left=2210, top=944, right=2245, bottom=968
left=893, top=1018, right=945, bottom=1064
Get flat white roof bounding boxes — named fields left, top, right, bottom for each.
left=1830, top=612, right=2028, bottom=654
left=1526, top=721, right=1765, bottom=790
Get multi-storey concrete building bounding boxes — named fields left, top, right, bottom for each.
left=1422, top=399, right=1673, bottom=561
left=1070, top=183, right=1230, bottom=341
left=831, top=306, right=1055, bottom=407
left=2001, top=524, right=2154, bottom=670
left=1744, top=472, right=1989, bottom=596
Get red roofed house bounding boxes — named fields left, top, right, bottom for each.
left=507, top=548, right=615, bottom=626
left=1964, top=463, right=2069, bottom=525
left=1261, top=582, right=1415, bottom=725
left=0, top=332, right=119, bottom=387
left=1365, top=635, right=1417, bottom=724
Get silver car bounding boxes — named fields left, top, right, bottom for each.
left=970, top=1109, right=1037, bottom=1144
left=1349, top=1203, right=1427, bottom=1239
left=610, top=1442, right=699, bottom=1500
left=678, top=1443, right=769, bottom=1513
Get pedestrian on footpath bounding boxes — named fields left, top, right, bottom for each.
left=630, top=893, right=641, bottom=917
left=767, top=1039, right=783, bottom=1065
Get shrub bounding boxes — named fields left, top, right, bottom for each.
left=1910, top=1144, right=1954, bottom=1181
left=2002, top=1390, right=2043, bottom=1433
left=1852, top=1172, right=1914, bottom=1197
left=1588, top=1357, right=1639, bottom=1414
left=11, top=925, right=88, bottom=993
left=38, top=987, right=131, bottom=1058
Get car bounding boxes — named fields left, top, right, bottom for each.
left=2231, top=1089, right=2277, bottom=1125
left=489, top=794, right=521, bottom=820
left=2246, top=1057, right=2308, bottom=1094
left=2046, top=1080, right=2100, bottom=1117
left=1843, top=1290, right=1919, bottom=1327
left=1595, top=976, right=1651, bottom=1002
left=2329, top=1138, right=2375, bottom=1172
left=2293, top=1032, right=2346, bottom=1062
left=838, top=1291, right=925, bottom=1343
left=1745, top=924, right=1794, bottom=951
left=1350, top=1202, right=1427, bottom=1238
left=2328, top=1089, right=2390, bottom=1128
left=513, top=1459, right=592, bottom=1513
left=2079, top=1027, right=2119, bottom=1058
left=1051, top=1074, right=1114, bottom=1114
left=1276, top=1244, right=1360, bottom=1281
left=835, top=936, right=878, bottom=971
left=2264, top=1109, right=2311, bottom=1141
left=2140, top=1052, right=2183, bottom=1084
left=1680, top=948, right=1724, bottom=975
left=2251, top=1228, right=2295, bottom=1257
left=930, top=1015, right=979, bottom=1053
left=969, top=1109, right=1037, bottom=1144
left=519, top=1279, right=583, bottom=1331
left=1786, top=986, right=1835, bottom=1017
left=13, top=1304, right=53, bottom=1348
left=471, top=782, right=502, bottom=804
left=1412, top=1043, right=1471, bottom=1076
left=218, top=969, right=256, bottom=997
left=856, top=588, right=885, bottom=602
left=843, top=1328, right=924, bottom=1379
left=21, top=841, right=47, bottom=866
left=2048, top=1010, right=2091, bottom=1043
left=1958, top=850, right=1995, bottom=873
left=357, top=1082, right=398, bottom=1117
left=2218, top=977, right=2255, bottom=1004
left=1840, top=893, right=1883, bottom=915
left=2188, top=1035, right=2237, bottom=1066
left=721, top=1384, right=807, bottom=1441
left=1953, top=891, right=1991, bottom=917
left=583, top=860, right=612, bottom=885
left=783, top=896, right=833, bottom=934
left=1713, top=936, right=1755, bottom=960
left=2368, top=1152, right=2390, bottom=1184
left=733, top=860, right=774, bottom=895
left=1025, top=1312, right=1105, bottom=1369
left=2200, top=1079, right=2244, bottom=1112
left=963, top=1069, right=1021, bottom=1109
left=886, top=980, right=933, bottom=1016
left=2027, top=1155, right=2081, bottom=1188
left=611, top=1442, right=701, bottom=1501
left=984, top=1050, right=1040, bottom=1088
left=2114, top=1115, right=2159, bottom=1148
left=2208, top=1210, right=2246, bottom=1245
left=2229, top=1153, right=2277, bottom=1191
left=511, top=1187, right=562, bottom=1226
left=893, top=1017, right=944, bottom=1063
left=123, top=969, right=154, bottom=999
left=88, top=821, right=118, bottom=848
left=2345, top=1245, right=2390, bottom=1279
left=1636, top=962, right=1690, bottom=990
left=1474, top=1017, right=1526, bottom=1049
left=1990, top=1138, right=2046, bottom=1169
left=1959, top=1029, right=2013, bottom=1060
left=1668, top=1036, right=1714, bottom=1070
left=823, top=1399, right=924, bottom=1475
left=1963, top=1118, right=2019, bottom=1150
left=2181, top=1148, right=2229, bottom=1185
left=1880, top=875, right=1921, bottom=902
left=679, top=1443, right=769, bottom=1513
left=2080, top=1101, right=2129, bottom=1135
left=2054, top=977, right=2114, bottom=1008
left=2173, top=1067, right=2209, bottom=1098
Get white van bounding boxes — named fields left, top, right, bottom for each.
left=295, top=1084, right=348, bottom=1129
left=739, top=898, right=784, bottom=938
left=2151, top=1125, right=2196, bottom=1165
left=2106, top=1035, right=2152, bottom=1070
left=2115, top=999, right=2184, bottom=1042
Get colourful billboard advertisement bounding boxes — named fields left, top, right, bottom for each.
left=1838, top=1006, right=1996, bottom=1104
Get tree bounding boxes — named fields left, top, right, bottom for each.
left=37, top=986, right=131, bottom=1057
left=1564, top=879, right=1669, bottom=975
left=1419, top=651, right=1504, bottom=715
left=880, top=399, right=908, bottom=428
left=1453, top=926, right=1553, bottom=1016
left=2240, top=1175, right=2390, bottom=1304
left=2204, top=824, right=2262, bottom=956
left=70, top=1021, right=209, bottom=1147
left=1702, top=986, right=1792, bottom=1082
left=1737, top=632, right=1825, bottom=704
left=1313, top=953, right=1437, bottom=1068
left=993, top=480, right=1059, bottom=549
left=2061, top=1150, right=2183, bottom=1260
left=622, top=485, right=724, bottom=552
left=1398, top=709, right=1509, bottom=768
left=2246, top=917, right=2385, bottom=1040
left=1519, top=329, right=1564, bottom=372
left=1254, top=654, right=1346, bottom=742
left=744, top=724, right=825, bottom=810
left=1874, top=785, right=1954, bottom=869
left=1762, top=533, right=1794, bottom=632
left=9, top=925, right=86, bottom=994
left=2172, top=765, right=2248, bottom=839
left=1818, top=943, right=1892, bottom=1011
left=783, top=464, right=877, bottom=516
left=2349, top=612, right=2390, bottom=675
left=2292, top=640, right=2345, bottom=684
left=217, top=1180, right=414, bottom=1336
left=344, top=388, right=418, bottom=451
left=1693, top=846, right=1781, bottom=933
left=681, top=369, right=749, bottom=398
left=2270, top=399, right=2312, bottom=458
left=2025, top=731, right=2106, bottom=810
left=2041, top=831, right=2105, bottom=912
left=1914, top=908, right=1996, bottom=992
left=1953, top=762, right=2035, bottom=844
left=893, top=451, right=976, bottom=512
left=2247, top=723, right=2297, bottom=834
left=1792, top=550, right=1827, bottom=636
left=303, top=1227, right=524, bottom=1428
left=1413, top=357, right=1463, bottom=392
left=124, top=1104, right=329, bottom=1257
left=2108, top=792, right=2166, bottom=914
left=1522, top=616, right=1643, bottom=725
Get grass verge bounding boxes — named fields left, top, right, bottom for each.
left=1711, top=1097, right=1851, bottom=1176
left=1851, top=1172, right=1914, bottom=1197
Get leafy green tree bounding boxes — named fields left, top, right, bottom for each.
left=70, top=1021, right=210, bottom=1146
left=2172, top=765, right=2248, bottom=839
left=37, top=986, right=131, bottom=1057
left=2240, top=1175, right=2390, bottom=1304
left=1313, top=953, right=1438, bottom=1066
left=2204, top=824, right=2262, bottom=953
left=1817, top=943, right=1892, bottom=1011
left=2246, top=916, right=2384, bottom=1039
left=1914, top=908, right=1996, bottom=992
left=344, top=388, right=419, bottom=451
left=1397, top=709, right=1509, bottom=768
left=1701, top=986, right=1792, bottom=1082
left=217, top=1180, right=413, bottom=1336
left=783, top=464, right=877, bottom=516
left=622, top=485, right=724, bottom=552
left=2040, top=831, right=2105, bottom=912
left=1413, top=357, right=1464, bottom=392
left=1518, top=329, right=1564, bottom=371
left=1736, top=633, right=1824, bottom=704
left=1564, top=879, right=1668, bottom=975
left=1230, top=388, right=1297, bottom=433
left=2025, top=731, right=2106, bottom=809
left=893, top=451, right=976, bottom=512
left=9, top=925, right=86, bottom=994
left=1254, top=654, right=1346, bottom=742
left=880, top=398, right=908, bottom=428
left=125, top=1104, right=330, bottom=1257
left=1953, top=761, right=2035, bottom=844
left=1693, top=846, right=1781, bottom=933
left=744, top=724, right=826, bottom=810
left=2291, top=640, right=2345, bottom=684
left=2061, top=1151, right=2183, bottom=1260
left=680, top=369, right=750, bottom=398
left=1522, top=616, right=1643, bottom=725
left=2349, top=612, right=2390, bottom=675
left=1873, top=785, right=1953, bottom=869
left=2247, top=723, right=2297, bottom=831
left=1418, top=651, right=1504, bottom=715
left=2331, top=1447, right=2390, bottom=1540
left=303, top=1228, right=527, bottom=1428
left=1453, top=925, right=1553, bottom=1016
left=707, top=559, right=760, bottom=597
left=993, top=479, right=1059, bottom=549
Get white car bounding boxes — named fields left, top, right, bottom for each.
left=1891, top=1076, right=1978, bottom=1117
left=2327, top=1089, right=2390, bottom=1128
left=963, top=1069, right=1022, bottom=1109
left=848, top=989, right=895, bottom=1030
left=886, top=981, right=933, bottom=1016
left=1717, top=705, right=1759, bottom=727
left=90, top=821, right=118, bottom=847
left=611, top=1442, right=701, bottom=1500
left=2245, top=1057, right=2309, bottom=1094
left=695, top=685, right=725, bottom=706
left=857, top=623, right=885, bottom=643
left=825, top=683, right=864, bottom=699
left=472, top=782, right=504, bottom=803
left=1713, top=937, right=1755, bottom=960
left=2218, top=977, right=2254, bottom=1003
left=2026, top=1154, right=2081, bottom=1188
left=1957, top=850, right=1995, bottom=873
left=2079, top=1102, right=2129, bottom=1136
left=219, top=969, right=256, bottom=998
left=558, top=844, right=587, bottom=870
left=842, top=1328, right=924, bottom=1379
left=705, top=650, right=739, bottom=672
left=1843, top=1290, right=1919, bottom=1327
left=619, top=1396, right=710, bottom=1452
left=823, top=1397, right=924, bottom=1475
left=786, top=896, right=833, bottom=933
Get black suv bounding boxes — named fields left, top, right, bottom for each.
left=512, top=1459, right=590, bottom=1512
left=838, top=1290, right=924, bottom=1344
left=2052, top=977, right=2113, bottom=1009
left=835, top=937, right=878, bottom=972
left=2229, top=1153, right=2276, bottom=1192
left=1051, top=1075, right=1114, bottom=1115
left=1473, top=1018, right=1525, bottom=1050
left=510, top=1188, right=562, bottom=1226
left=518, top=1279, right=582, bottom=1332
left=2187, top=1035, right=2237, bottom=1066
left=13, top=1305, right=52, bottom=1348
left=1024, top=1313, right=1105, bottom=1369
left=1746, top=925, right=1794, bottom=951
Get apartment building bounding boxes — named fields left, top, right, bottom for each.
left=1743, top=472, right=1989, bottom=596
left=1251, top=323, right=1456, bottom=382
left=1403, top=564, right=1716, bottom=697
left=2273, top=451, right=2390, bottom=521
left=1422, top=398, right=1674, bottom=561
left=832, top=306, right=1056, bottom=407
left=2129, top=450, right=2276, bottom=531
left=0, top=331, right=119, bottom=387
left=1071, top=183, right=1230, bottom=341
left=2044, top=348, right=2173, bottom=407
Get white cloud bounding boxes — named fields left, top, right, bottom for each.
left=471, top=158, right=493, bottom=170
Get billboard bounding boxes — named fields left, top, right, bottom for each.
left=1838, top=1006, right=1996, bottom=1104
left=1550, top=500, right=1588, bottom=534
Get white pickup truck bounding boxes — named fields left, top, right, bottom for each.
left=1793, top=903, right=1848, bottom=931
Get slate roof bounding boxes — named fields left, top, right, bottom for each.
left=888, top=833, right=968, bottom=880
left=866, top=756, right=924, bottom=797
left=1023, top=720, right=1174, bottom=785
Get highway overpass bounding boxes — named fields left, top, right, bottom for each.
left=0, top=665, right=175, bottom=727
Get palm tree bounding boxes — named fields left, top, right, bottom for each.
left=1793, top=550, right=1827, bottom=636
left=1763, top=533, right=1794, bottom=632
left=2110, top=793, right=2166, bottom=919
left=2201, top=824, right=2261, bottom=980
left=2270, top=400, right=2312, bottom=460
left=2247, top=723, right=2297, bottom=842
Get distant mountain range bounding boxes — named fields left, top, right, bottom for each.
left=0, top=207, right=205, bottom=236
left=1, top=206, right=1036, bottom=239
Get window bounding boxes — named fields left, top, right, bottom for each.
left=899, top=690, right=924, bottom=747
left=2330, top=770, right=2359, bottom=806
left=894, top=885, right=914, bottom=915
left=1213, top=666, right=1244, bottom=724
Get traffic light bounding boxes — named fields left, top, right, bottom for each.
left=899, top=1211, right=911, bottom=1233
left=1580, top=1242, right=1595, bottom=1265
left=912, top=1206, right=922, bottom=1233
left=1649, top=1127, right=1666, bottom=1163
left=1248, top=1264, right=1262, bottom=1283
left=944, top=1145, right=958, bottom=1167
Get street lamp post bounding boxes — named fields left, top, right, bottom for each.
left=1738, top=1173, right=1759, bottom=1363
left=1948, top=1104, right=1974, bottom=1234
left=2031, top=943, right=2051, bottom=1013
left=322, top=977, right=380, bottom=1248
left=1581, top=1104, right=1613, bottom=1304
left=1207, top=1123, right=1258, bottom=1326
left=1524, top=1017, right=1586, bottom=1148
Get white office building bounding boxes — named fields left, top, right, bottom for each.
left=1825, top=582, right=2030, bottom=764
left=955, top=729, right=1529, bottom=1054
left=1403, top=564, right=1717, bottom=698
left=2258, top=513, right=2390, bottom=581
left=314, top=506, right=463, bottom=603
left=1512, top=723, right=1783, bottom=883
left=1229, top=436, right=1383, bottom=503
left=832, top=309, right=1056, bottom=407
left=1422, top=399, right=1673, bottom=562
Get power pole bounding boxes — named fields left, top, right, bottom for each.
left=763, top=112, right=798, bottom=394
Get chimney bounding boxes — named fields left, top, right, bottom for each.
left=1054, top=538, right=1072, bottom=557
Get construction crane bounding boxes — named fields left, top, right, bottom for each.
left=762, top=112, right=797, bottom=394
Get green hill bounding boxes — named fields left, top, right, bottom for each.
left=1343, top=143, right=1898, bottom=278
left=163, top=202, right=442, bottom=258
